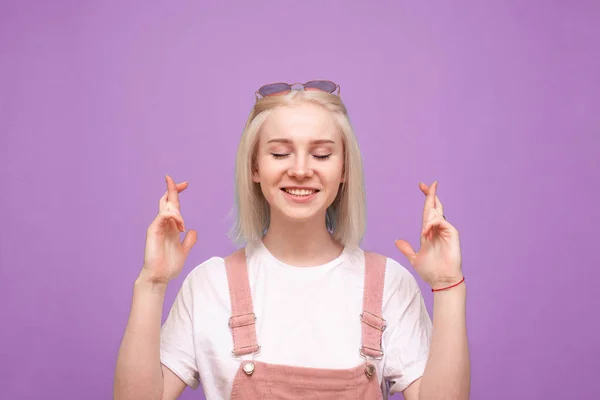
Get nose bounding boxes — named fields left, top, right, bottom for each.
left=287, top=155, right=314, bottom=179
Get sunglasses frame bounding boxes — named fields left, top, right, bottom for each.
left=255, top=80, right=340, bottom=100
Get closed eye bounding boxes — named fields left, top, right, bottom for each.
left=270, top=153, right=332, bottom=160
left=271, top=153, right=290, bottom=159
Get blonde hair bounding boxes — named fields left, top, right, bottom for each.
left=230, top=90, right=366, bottom=249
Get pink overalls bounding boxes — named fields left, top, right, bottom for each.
left=224, top=248, right=387, bottom=399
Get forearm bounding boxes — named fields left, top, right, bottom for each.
left=419, top=283, right=470, bottom=400
left=114, top=274, right=168, bottom=400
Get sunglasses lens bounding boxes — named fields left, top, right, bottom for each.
left=258, top=83, right=292, bottom=97
left=304, top=80, right=337, bottom=93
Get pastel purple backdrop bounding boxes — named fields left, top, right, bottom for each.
left=1, top=1, right=598, bottom=399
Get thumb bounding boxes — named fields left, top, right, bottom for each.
left=395, top=240, right=416, bottom=263
left=182, top=229, right=198, bottom=255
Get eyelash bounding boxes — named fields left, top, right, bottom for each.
left=271, top=153, right=332, bottom=160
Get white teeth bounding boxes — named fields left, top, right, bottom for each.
left=284, top=188, right=316, bottom=196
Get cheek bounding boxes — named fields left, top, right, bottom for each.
left=328, top=159, right=345, bottom=181
left=254, top=156, right=284, bottom=183
left=317, top=162, right=344, bottom=190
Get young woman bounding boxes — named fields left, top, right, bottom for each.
left=114, top=80, right=470, bottom=400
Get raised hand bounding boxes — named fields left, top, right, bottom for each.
left=139, top=175, right=198, bottom=285
left=395, top=181, right=464, bottom=291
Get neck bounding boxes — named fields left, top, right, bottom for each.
left=261, top=212, right=344, bottom=267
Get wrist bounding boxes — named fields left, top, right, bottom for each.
left=430, top=274, right=465, bottom=292
left=135, top=270, right=169, bottom=293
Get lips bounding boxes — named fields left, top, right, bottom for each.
left=281, top=187, right=319, bottom=196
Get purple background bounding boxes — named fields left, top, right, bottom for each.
left=1, top=1, right=598, bottom=399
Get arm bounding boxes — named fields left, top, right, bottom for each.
left=114, top=175, right=198, bottom=400
left=403, top=283, right=469, bottom=400
left=113, top=273, right=187, bottom=400
left=395, top=180, right=470, bottom=400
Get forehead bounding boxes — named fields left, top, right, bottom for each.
left=259, top=103, right=340, bottom=142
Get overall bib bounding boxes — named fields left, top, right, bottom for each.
left=224, top=249, right=387, bottom=399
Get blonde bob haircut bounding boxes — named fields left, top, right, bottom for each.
left=230, top=89, right=366, bottom=249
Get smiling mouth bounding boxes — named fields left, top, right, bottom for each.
left=281, top=188, right=319, bottom=196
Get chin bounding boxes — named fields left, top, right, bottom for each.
left=279, top=208, right=323, bottom=223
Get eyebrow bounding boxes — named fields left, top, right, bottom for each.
left=266, top=138, right=336, bottom=145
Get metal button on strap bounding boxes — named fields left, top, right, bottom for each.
left=243, top=361, right=255, bottom=376
left=365, top=363, right=376, bottom=379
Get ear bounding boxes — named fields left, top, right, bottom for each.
left=252, top=168, right=260, bottom=182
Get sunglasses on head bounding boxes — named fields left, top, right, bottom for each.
left=255, top=80, right=340, bottom=100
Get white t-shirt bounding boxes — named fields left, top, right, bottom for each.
left=160, top=241, right=432, bottom=400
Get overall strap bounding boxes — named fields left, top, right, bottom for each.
left=224, top=248, right=260, bottom=357
left=360, top=251, right=387, bottom=359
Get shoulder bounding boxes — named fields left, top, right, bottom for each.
left=384, top=255, right=422, bottom=297
left=174, top=255, right=230, bottom=304
left=178, top=245, right=258, bottom=290
left=360, top=249, right=423, bottom=302
left=177, top=243, right=269, bottom=296
left=186, top=255, right=226, bottom=281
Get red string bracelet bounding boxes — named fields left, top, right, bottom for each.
left=431, top=277, right=465, bottom=292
